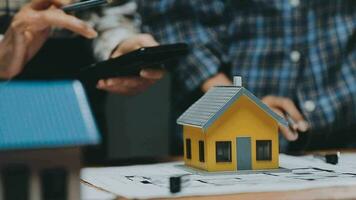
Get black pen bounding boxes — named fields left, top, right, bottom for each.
left=62, top=0, right=113, bottom=13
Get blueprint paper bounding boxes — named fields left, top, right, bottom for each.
left=81, top=154, right=356, bottom=199
left=81, top=183, right=115, bottom=200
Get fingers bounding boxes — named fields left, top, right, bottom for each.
left=140, top=69, right=165, bottom=80
left=19, top=3, right=97, bottom=39
left=39, top=8, right=97, bottom=38
left=112, top=34, right=159, bottom=58
left=263, top=96, right=302, bottom=120
left=262, top=95, right=310, bottom=141
left=101, top=34, right=161, bottom=95
left=280, top=98, right=304, bottom=122
left=270, top=107, right=299, bottom=141
left=135, top=34, right=159, bottom=46
left=262, top=96, right=309, bottom=132
left=96, top=70, right=164, bottom=95
left=96, top=77, right=155, bottom=96
left=280, top=126, right=299, bottom=141
left=122, top=34, right=158, bottom=51
left=111, top=48, right=123, bottom=58
left=296, top=120, right=309, bottom=132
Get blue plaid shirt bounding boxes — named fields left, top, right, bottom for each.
left=138, top=0, right=356, bottom=134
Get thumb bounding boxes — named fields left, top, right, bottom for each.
left=111, top=48, right=123, bottom=58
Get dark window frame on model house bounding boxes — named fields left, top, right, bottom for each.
left=186, top=139, right=192, bottom=159
left=256, top=140, right=272, bottom=161
left=216, top=141, right=232, bottom=162
left=199, top=140, right=205, bottom=162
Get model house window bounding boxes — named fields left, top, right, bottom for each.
left=216, top=141, right=231, bottom=162
left=186, top=139, right=192, bottom=159
left=256, top=140, right=272, bottom=161
left=199, top=141, right=205, bottom=162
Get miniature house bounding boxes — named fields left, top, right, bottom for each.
left=0, top=81, right=101, bottom=200
left=177, top=77, right=288, bottom=172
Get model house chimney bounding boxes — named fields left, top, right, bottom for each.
left=233, top=76, right=242, bottom=87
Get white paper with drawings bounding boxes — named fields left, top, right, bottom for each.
left=81, top=183, right=116, bottom=200
left=81, top=154, right=356, bottom=199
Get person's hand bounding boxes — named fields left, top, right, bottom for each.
left=201, top=72, right=232, bottom=92
left=96, top=34, right=165, bottom=95
left=262, top=96, right=309, bottom=141
left=0, top=0, right=97, bottom=79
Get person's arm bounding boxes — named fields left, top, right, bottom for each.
left=0, top=0, right=97, bottom=79
left=85, top=2, right=164, bottom=95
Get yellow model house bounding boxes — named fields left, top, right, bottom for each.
left=177, top=76, right=288, bottom=172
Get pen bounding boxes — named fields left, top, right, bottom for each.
left=62, top=0, right=113, bottom=13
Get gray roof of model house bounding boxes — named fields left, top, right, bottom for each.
left=177, top=86, right=288, bottom=131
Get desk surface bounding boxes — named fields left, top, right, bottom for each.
left=81, top=152, right=356, bottom=200
left=82, top=183, right=356, bottom=200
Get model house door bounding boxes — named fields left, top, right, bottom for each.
left=236, top=137, right=252, bottom=170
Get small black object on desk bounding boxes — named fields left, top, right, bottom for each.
left=169, top=174, right=190, bottom=194
left=325, top=154, right=339, bottom=165
left=315, top=152, right=340, bottom=165
left=169, top=176, right=182, bottom=193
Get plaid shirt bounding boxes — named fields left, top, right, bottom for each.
left=138, top=0, right=356, bottom=133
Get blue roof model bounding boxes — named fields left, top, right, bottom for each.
left=0, top=81, right=101, bottom=151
